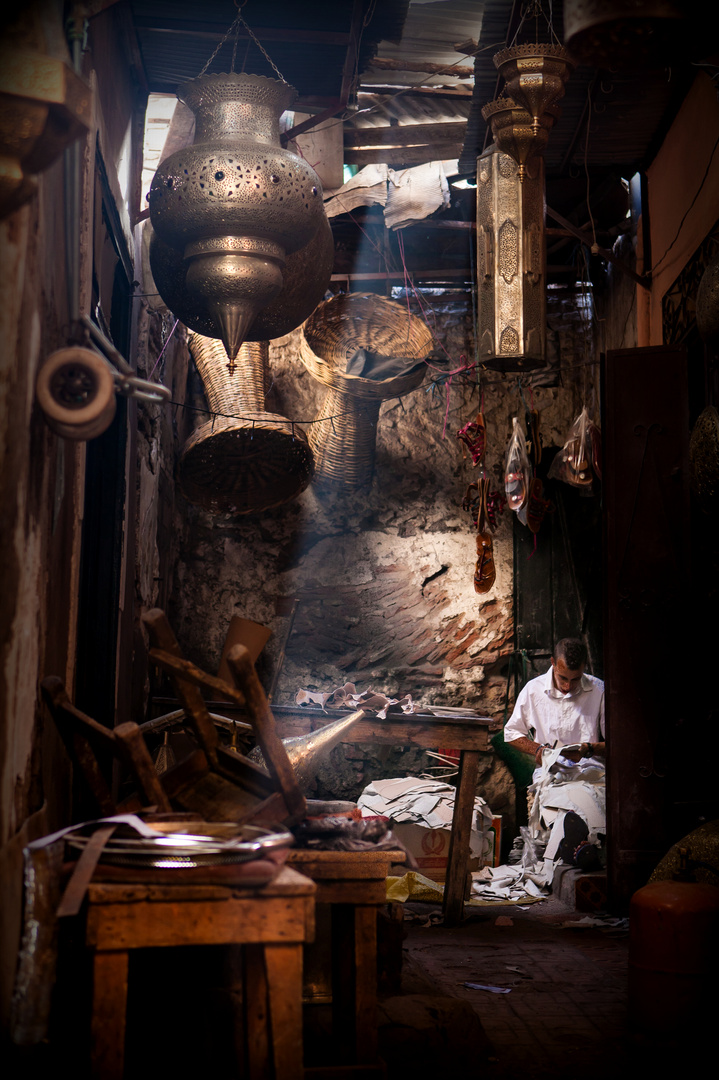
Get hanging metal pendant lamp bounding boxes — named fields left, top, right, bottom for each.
left=481, top=96, right=560, bottom=182
left=476, top=143, right=547, bottom=371
left=148, top=72, right=328, bottom=362
left=492, top=44, right=575, bottom=139
left=148, top=210, right=334, bottom=349
left=179, top=333, right=314, bottom=515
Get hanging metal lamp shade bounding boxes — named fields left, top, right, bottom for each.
left=476, top=143, right=546, bottom=371
left=481, top=96, right=560, bottom=182
left=148, top=73, right=328, bottom=362
left=493, top=44, right=575, bottom=138
left=563, top=0, right=687, bottom=68
left=148, top=210, right=334, bottom=345
left=179, top=333, right=314, bottom=514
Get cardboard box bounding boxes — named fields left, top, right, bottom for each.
left=392, top=818, right=499, bottom=882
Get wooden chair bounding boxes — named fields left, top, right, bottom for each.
left=40, top=676, right=173, bottom=816
left=143, top=607, right=307, bottom=827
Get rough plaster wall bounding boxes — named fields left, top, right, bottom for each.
left=139, top=292, right=591, bottom=823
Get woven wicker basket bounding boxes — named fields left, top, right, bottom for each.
left=299, top=293, right=433, bottom=486
left=180, top=334, right=313, bottom=514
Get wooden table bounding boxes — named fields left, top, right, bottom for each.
left=85, top=864, right=316, bottom=1079
left=274, top=707, right=494, bottom=925
left=287, top=848, right=405, bottom=1077
left=150, top=700, right=496, bottom=923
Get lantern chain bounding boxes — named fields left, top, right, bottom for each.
left=197, top=3, right=285, bottom=82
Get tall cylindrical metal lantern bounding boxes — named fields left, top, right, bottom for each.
left=149, top=73, right=328, bottom=362
left=476, top=143, right=546, bottom=371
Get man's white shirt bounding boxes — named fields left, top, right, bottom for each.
left=504, top=667, right=605, bottom=749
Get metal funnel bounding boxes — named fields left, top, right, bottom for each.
left=248, top=708, right=366, bottom=791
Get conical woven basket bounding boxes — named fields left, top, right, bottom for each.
left=299, top=293, right=433, bottom=486
left=179, top=334, right=313, bottom=514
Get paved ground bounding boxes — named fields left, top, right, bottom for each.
left=385, top=896, right=633, bottom=1080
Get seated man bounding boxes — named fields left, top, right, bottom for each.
left=504, top=637, right=605, bottom=869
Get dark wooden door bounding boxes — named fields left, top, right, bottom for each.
left=603, top=345, right=690, bottom=908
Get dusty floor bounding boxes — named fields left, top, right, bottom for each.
left=381, top=896, right=630, bottom=1080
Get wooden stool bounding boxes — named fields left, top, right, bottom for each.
left=288, top=848, right=405, bottom=1078
left=85, top=864, right=315, bottom=1080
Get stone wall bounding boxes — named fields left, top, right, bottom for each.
left=136, top=285, right=596, bottom=832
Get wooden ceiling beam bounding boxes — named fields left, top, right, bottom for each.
left=345, top=122, right=467, bottom=147
left=132, top=17, right=351, bottom=47
left=367, top=58, right=475, bottom=78
left=358, top=85, right=473, bottom=99
left=344, top=142, right=464, bottom=167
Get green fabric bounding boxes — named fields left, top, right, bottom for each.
left=496, top=649, right=535, bottom=829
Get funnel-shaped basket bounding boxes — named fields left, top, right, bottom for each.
left=180, top=334, right=314, bottom=514
left=299, top=293, right=433, bottom=487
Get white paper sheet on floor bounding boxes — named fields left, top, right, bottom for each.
left=470, top=749, right=606, bottom=903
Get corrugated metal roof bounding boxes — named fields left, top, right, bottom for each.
left=128, top=0, right=410, bottom=101
left=459, top=0, right=697, bottom=177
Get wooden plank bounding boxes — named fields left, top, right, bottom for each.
left=143, top=609, right=220, bottom=765
left=243, top=945, right=270, bottom=1080
left=226, top=646, right=306, bottom=820
left=368, top=58, right=474, bottom=78
left=265, top=944, right=305, bottom=1080
left=309, top=881, right=388, bottom=905
left=353, top=907, right=378, bottom=1064
left=90, top=950, right=128, bottom=1080
left=344, top=121, right=467, bottom=147
left=113, top=721, right=172, bottom=812
left=132, top=16, right=351, bottom=47
left=331, top=904, right=356, bottom=1063
left=344, top=142, right=463, bottom=167
left=86, top=896, right=311, bottom=950
left=442, top=749, right=481, bottom=926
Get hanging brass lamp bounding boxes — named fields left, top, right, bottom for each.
left=149, top=73, right=327, bottom=362
left=476, top=142, right=546, bottom=371
left=148, top=210, right=334, bottom=345
left=492, top=44, right=575, bottom=139
left=179, top=333, right=314, bottom=514
left=481, top=96, right=560, bottom=182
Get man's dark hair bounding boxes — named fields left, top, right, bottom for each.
left=553, top=637, right=587, bottom=670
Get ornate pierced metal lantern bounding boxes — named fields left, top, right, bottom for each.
left=493, top=44, right=575, bottom=138
left=476, top=143, right=546, bottom=371
left=179, top=334, right=314, bottom=515
left=481, top=96, right=559, bottom=183
left=149, top=73, right=328, bottom=362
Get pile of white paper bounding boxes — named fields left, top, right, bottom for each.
left=357, top=777, right=492, bottom=830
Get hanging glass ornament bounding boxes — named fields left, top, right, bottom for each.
left=149, top=73, right=327, bottom=362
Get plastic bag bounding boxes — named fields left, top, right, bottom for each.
left=504, top=416, right=532, bottom=523
left=548, top=406, right=600, bottom=491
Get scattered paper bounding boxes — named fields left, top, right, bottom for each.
left=463, top=982, right=512, bottom=994
left=295, top=683, right=426, bottom=719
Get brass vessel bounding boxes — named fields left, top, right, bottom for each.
left=149, top=73, right=327, bottom=361
left=248, top=709, right=366, bottom=792
left=481, top=97, right=559, bottom=182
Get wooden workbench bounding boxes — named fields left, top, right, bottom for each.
left=191, top=702, right=496, bottom=925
